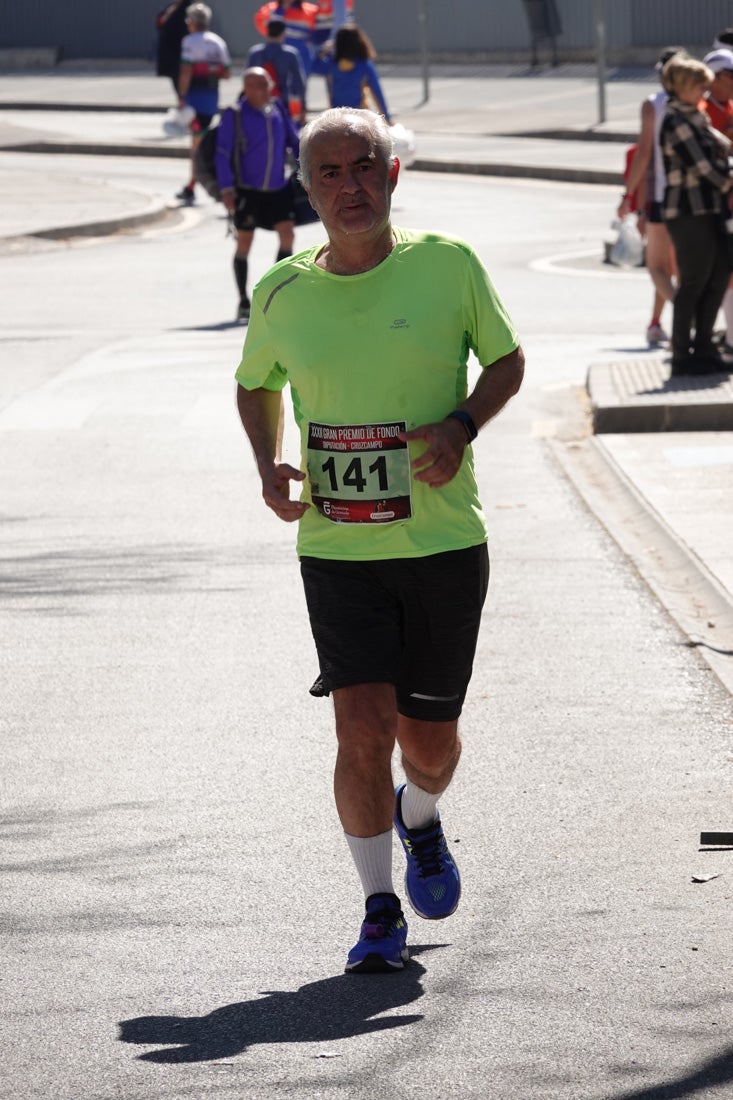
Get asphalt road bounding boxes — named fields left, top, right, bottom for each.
left=2, top=158, right=733, bottom=1100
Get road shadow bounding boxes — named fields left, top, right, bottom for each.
left=119, top=948, right=439, bottom=1063
left=685, top=638, right=733, bottom=658
left=635, top=373, right=731, bottom=397
left=172, top=321, right=246, bottom=332
left=614, top=1045, right=733, bottom=1099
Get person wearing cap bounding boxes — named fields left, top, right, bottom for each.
left=660, top=55, right=733, bottom=375
left=701, top=48, right=733, bottom=354
left=713, top=28, right=733, bottom=51
left=701, top=48, right=733, bottom=137
left=618, top=46, right=686, bottom=347
left=247, top=17, right=307, bottom=124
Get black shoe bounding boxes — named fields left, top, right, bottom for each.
left=236, top=300, right=250, bottom=324
left=176, top=184, right=195, bottom=205
left=671, top=355, right=721, bottom=376
left=692, top=347, right=731, bottom=372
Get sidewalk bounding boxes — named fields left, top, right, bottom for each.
left=0, top=62, right=642, bottom=178
left=1, top=63, right=731, bottom=677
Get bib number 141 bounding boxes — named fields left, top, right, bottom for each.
left=320, top=454, right=388, bottom=494
left=306, top=420, right=412, bottom=525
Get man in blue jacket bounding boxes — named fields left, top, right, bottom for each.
left=247, top=18, right=307, bottom=125
left=215, top=67, right=300, bottom=322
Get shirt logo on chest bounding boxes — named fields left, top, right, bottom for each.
left=390, top=318, right=410, bottom=329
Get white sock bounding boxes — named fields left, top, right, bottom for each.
left=345, top=830, right=394, bottom=899
left=400, top=780, right=440, bottom=830
left=723, top=287, right=733, bottom=344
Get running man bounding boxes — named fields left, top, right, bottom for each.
left=234, top=108, right=524, bottom=972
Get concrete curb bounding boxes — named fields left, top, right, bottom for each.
left=2, top=138, right=623, bottom=185
left=550, top=435, right=733, bottom=696
left=514, top=127, right=637, bottom=144
left=0, top=101, right=167, bottom=113
left=413, top=158, right=621, bottom=185
left=2, top=140, right=188, bottom=159
left=588, top=359, right=733, bottom=433
left=2, top=193, right=171, bottom=244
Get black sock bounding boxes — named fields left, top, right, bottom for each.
left=233, top=256, right=249, bottom=303
left=276, top=248, right=292, bottom=263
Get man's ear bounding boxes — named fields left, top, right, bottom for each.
left=389, top=157, right=400, bottom=190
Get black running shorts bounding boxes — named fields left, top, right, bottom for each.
left=300, top=544, right=490, bottom=723
left=233, top=184, right=295, bottom=231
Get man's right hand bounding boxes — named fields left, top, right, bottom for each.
left=221, top=189, right=236, bottom=213
left=617, top=194, right=632, bottom=218
left=261, top=463, right=310, bottom=522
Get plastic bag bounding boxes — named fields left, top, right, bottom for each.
left=610, top=214, right=644, bottom=268
left=162, top=105, right=195, bottom=137
left=389, top=122, right=416, bottom=169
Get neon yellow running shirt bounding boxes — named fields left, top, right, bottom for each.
left=235, top=227, right=519, bottom=560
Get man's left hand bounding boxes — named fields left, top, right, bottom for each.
left=399, top=419, right=467, bottom=488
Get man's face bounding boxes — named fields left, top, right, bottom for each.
left=304, top=127, right=399, bottom=240
left=244, top=74, right=272, bottom=109
left=715, top=67, right=733, bottom=100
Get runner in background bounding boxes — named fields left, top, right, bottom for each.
left=216, top=68, right=300, bottom=323
left=176, top=3, right=231, bottom=205
left=248, top=17, right=308, bottom=124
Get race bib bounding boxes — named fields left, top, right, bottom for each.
left=306, top=420, right=412, bottom=524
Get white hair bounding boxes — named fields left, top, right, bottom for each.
left=298, top=108, right=394, bottom=188
left=186, top=3, right=212, bottom=29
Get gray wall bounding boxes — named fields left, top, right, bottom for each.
left=1, top=0, right=732, bottom=61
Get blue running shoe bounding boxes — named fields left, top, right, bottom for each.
left=345, top=892, right=409, bottom=973
left=393, top=783, right=461, bottom=920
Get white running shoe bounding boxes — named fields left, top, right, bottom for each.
left=646, top=322, right=669, bottom=346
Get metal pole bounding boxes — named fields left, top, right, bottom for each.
left=595, top=0, right=607, bottom=124
left=419, top=0, right=430, bottom=104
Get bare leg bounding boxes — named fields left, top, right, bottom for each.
left=273, top=218, right=295, bottom=258
left=189, top=132, right=203, bottom=189
left=332, top=682, right=397, bottom=837
left=645, top=222, right=677, bottom=305
left=396, top=715, right=461, bottom=796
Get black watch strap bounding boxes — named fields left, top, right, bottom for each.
left=445, top=409, right=478, bottom=442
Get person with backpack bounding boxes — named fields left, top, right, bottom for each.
left=215, top=68, right=301, bottom=323
left=247, top=17, right=307, bottom=124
